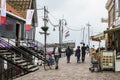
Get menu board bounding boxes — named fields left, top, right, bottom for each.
left=101, top=51, right=114, bottom=69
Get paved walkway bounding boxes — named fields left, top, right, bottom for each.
left=15, top=55, right=120, bottom=80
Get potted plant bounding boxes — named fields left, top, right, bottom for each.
left=41, top=26, right=49, bottom=32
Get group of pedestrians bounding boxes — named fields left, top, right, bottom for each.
left=50, top=43, right=89, bottom=70
left=65, top=43, right=89, bottom=63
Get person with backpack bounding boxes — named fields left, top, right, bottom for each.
left=65, top=46, right=72, bottom=63
left=75, top=46, right=81, bottom=63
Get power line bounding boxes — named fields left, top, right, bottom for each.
left=48, top=18, right=59, bottom=27
left=49, top=13, right=59, bottom=22
left=37, top=6, right=84, bottom=32
left=64, top=26, right=84, bottom=31
left=47, top=10, right=84, bottom=32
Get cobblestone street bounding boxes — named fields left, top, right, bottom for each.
left=15, top=55, right=120, bottom=80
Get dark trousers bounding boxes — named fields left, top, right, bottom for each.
left=82, top=54, right=85, bottom=62
left=66, top=55, right=71, bottom=63
left=54, top=55, right=59, bottom=67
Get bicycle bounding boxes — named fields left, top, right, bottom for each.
left=43, top=53, right=55, bottom=70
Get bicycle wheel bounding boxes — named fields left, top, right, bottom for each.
left=44, top=59, right=53, bottom=70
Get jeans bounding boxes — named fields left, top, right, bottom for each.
left=54, top=55, right=59, bottom=68
left=76, top=56, right=80, bottom=63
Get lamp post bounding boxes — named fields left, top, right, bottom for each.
left=40, top=6, right=49, bottom=60
left=53, top=19, right=67, bottom=49
left=40, top=26, right=49, bottom=56
left=86, top=22, right=91, bottom=47
left=61, top=19, right=67, bottom=45
left=80, top=27, right=85, bottom=45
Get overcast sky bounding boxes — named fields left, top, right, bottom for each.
left=35, top=0, right=108, bottom=48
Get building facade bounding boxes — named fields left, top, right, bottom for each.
left=0, top=0, right=38, bottom=45
left=0, top=0, right=38, bottom=79
left=105, top=0, right=120, bottom=56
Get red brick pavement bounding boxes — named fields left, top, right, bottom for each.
left=14, top=55, right=120, bottom=80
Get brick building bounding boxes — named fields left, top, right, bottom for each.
left=0, top=0, right=38, bottom=45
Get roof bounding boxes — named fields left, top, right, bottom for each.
left=90, top=33, right=105, bottom=41
left=7, top=11, right=25, bottom=21
left=0, top=0, right=32, bottom=18
left=6, top=0, right=31, bottom=18
left=104, top=26, right=120, bottom=33
left=0, top=0, right=38, bottom=25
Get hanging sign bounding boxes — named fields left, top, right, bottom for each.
left=0, top=0, right=6, bottom=24
left=25, top=9, right=34, bottom=31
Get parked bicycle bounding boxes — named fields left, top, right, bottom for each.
left=43, top=50, right=55, bottom=70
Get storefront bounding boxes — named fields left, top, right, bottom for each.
left=104, top=26, right=120, bottom=58
left=90, top=32, right=115, bottom=71
left=104, top=26, right=120, bottom=71
left=90, top=32, right=105, bottom=49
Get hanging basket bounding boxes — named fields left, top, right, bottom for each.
left=41, top=26, right=49, bottom=32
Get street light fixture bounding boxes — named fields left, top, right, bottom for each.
left=52, top=19, right=67, bottom=50
left=86, top=23, right=91, bottom=47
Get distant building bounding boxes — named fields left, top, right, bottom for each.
left=47, top=41, right=75, bottom=49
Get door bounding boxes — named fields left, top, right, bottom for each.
left=16, top=23, right=20, bottom=46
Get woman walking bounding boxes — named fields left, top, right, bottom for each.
left=53, top=43, right=61, bottom=69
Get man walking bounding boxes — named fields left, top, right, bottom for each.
left=81, top=43, right=87, bottom=63
left=65, top=46, right=72, bottom=63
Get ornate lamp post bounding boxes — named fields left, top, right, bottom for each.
left=53, top=19, right=67, bottom=50
left=41, top=26, right=49, bottom=56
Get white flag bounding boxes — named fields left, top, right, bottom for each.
left=26, top=9, right=34, bottom=31
left=0, top=0, right=6, bottom=24
left=65, top=31, right=70, bottom=38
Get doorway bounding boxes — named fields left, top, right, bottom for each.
left=16, top=23, right=20, bottom=46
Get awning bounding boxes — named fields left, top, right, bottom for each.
left=90, top=33, right=105, bottom=41
left=104, top=26, right=120, bottom=33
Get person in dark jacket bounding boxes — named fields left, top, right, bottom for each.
left=65, top=46, right=72, bottom=63
left=81, top=43, right=87, bottom=63
left=75, top=46, right=81, bottom=63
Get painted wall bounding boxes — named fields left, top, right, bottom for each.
left=0, top=15, right=25, bottom=40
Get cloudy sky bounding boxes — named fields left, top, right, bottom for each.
left=35, top=0, right=108, bottom=48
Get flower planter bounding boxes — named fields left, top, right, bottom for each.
left=41, top=26, right=49, bottom=32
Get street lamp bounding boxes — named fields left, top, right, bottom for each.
left=53, top=19, right=67, bottom=49
left=86, top=23, right=91, bottom=47
left=38, top=6, right=49, bottom=61
left=60, top=19, right=67, bottom=49
left=40, top=26, right=49, bottom=58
